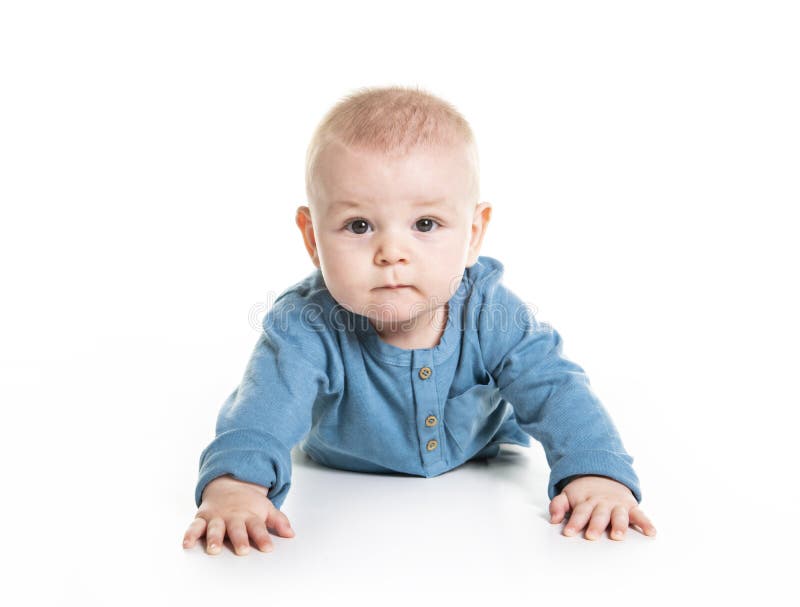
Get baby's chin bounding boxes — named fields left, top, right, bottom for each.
left=340, top=298, right=439, bottom=324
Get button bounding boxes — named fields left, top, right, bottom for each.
left=418, top=366, right=432, bottom=380
left=426, top=439, right=438, bottom=451
left=425, top=415, right=438, bottom=427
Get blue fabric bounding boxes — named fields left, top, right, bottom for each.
left=195, top=256, right=641, bottom=509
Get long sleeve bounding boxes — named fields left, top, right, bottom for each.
left=195, top=290, right=331, bottom=510
left=478, top=278, right=642, bottom=503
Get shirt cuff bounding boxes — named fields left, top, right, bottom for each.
left=195, top=429, right=294, bottom=510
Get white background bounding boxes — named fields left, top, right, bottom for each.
left=2, top=1, right=798, bottom=605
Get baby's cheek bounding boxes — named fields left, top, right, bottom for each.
left=434, top=259, right=467, bottom=290
left=327, top=281, right=360, bottom=308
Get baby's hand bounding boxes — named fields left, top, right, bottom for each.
left=548, top=475, right=657, bottom=541
left=182, top=475, right=295, bottom=555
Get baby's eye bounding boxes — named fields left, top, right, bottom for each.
left=415, top=218, right=440, bottom=233
left=344, top=218, right=372, bottom=235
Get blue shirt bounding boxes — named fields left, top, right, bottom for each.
left=195, top=256, right=642, bottom=510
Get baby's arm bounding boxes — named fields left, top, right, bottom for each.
left=183, top=475, right=293, bottom=555
left=479, top=280, right=653, bottom=540
left=185, top=291, right=331, bottom=555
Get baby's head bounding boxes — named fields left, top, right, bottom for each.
left=296, top=85, right=491, bottom=332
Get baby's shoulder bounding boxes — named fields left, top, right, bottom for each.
left=261, top=268, right=336, bottom=342
left=463, top=255, right=514, bottom=306
left=269, top=267, right=330, bottom=310
left=463, top=256, right=543, bottom=351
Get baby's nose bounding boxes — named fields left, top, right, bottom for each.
left=374, top=232, right=409, bottom=265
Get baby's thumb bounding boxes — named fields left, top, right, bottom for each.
left=549, top=492, right=569, bottom=524
left=268, top=507, right=295, bottom=537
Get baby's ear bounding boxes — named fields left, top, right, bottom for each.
left=295, top=205, right=320, bottom=268
left=466, top=202, right=492, bottom=266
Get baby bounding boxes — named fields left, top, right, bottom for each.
left=183, top=85, right=656, bottom=555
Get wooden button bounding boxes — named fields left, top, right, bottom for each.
left=425, top=415, right=438, bottom=427
left=426, top=439, right=438, bottom=451
left=418, top=366, right=432, bottom=380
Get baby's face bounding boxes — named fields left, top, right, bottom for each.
left=298, top=140, right=490, bottom=330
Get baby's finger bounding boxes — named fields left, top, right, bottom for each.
left=563, top=501, right=593, bottom=537
left=226, top=518, right=251, bottom=556
left=205, top=517, right=226, bottom=555
left=584, top=503, right=612, bottom=541
left=245, top=517, right=274, bottom=552
left=609, top=505, right=629, bottom=541
left=183, top=517, right=207, bottom=549
left=630, top=507, right=657, bottom=537
left=549, top=492, right=570, bottom=524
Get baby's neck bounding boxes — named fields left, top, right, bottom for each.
left=372, top=302, right=449, bottom=350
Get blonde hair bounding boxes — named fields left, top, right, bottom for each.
left=305, top=85, right=479, bottom=205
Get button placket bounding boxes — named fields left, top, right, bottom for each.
left=411, top=353, right=443, bottom=468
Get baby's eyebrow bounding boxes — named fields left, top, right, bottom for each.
left=329, top=200, right=362, bottom=212
left=411, top=198, right=449, bottom=208
left=330, top=198, right=449, bottom=212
